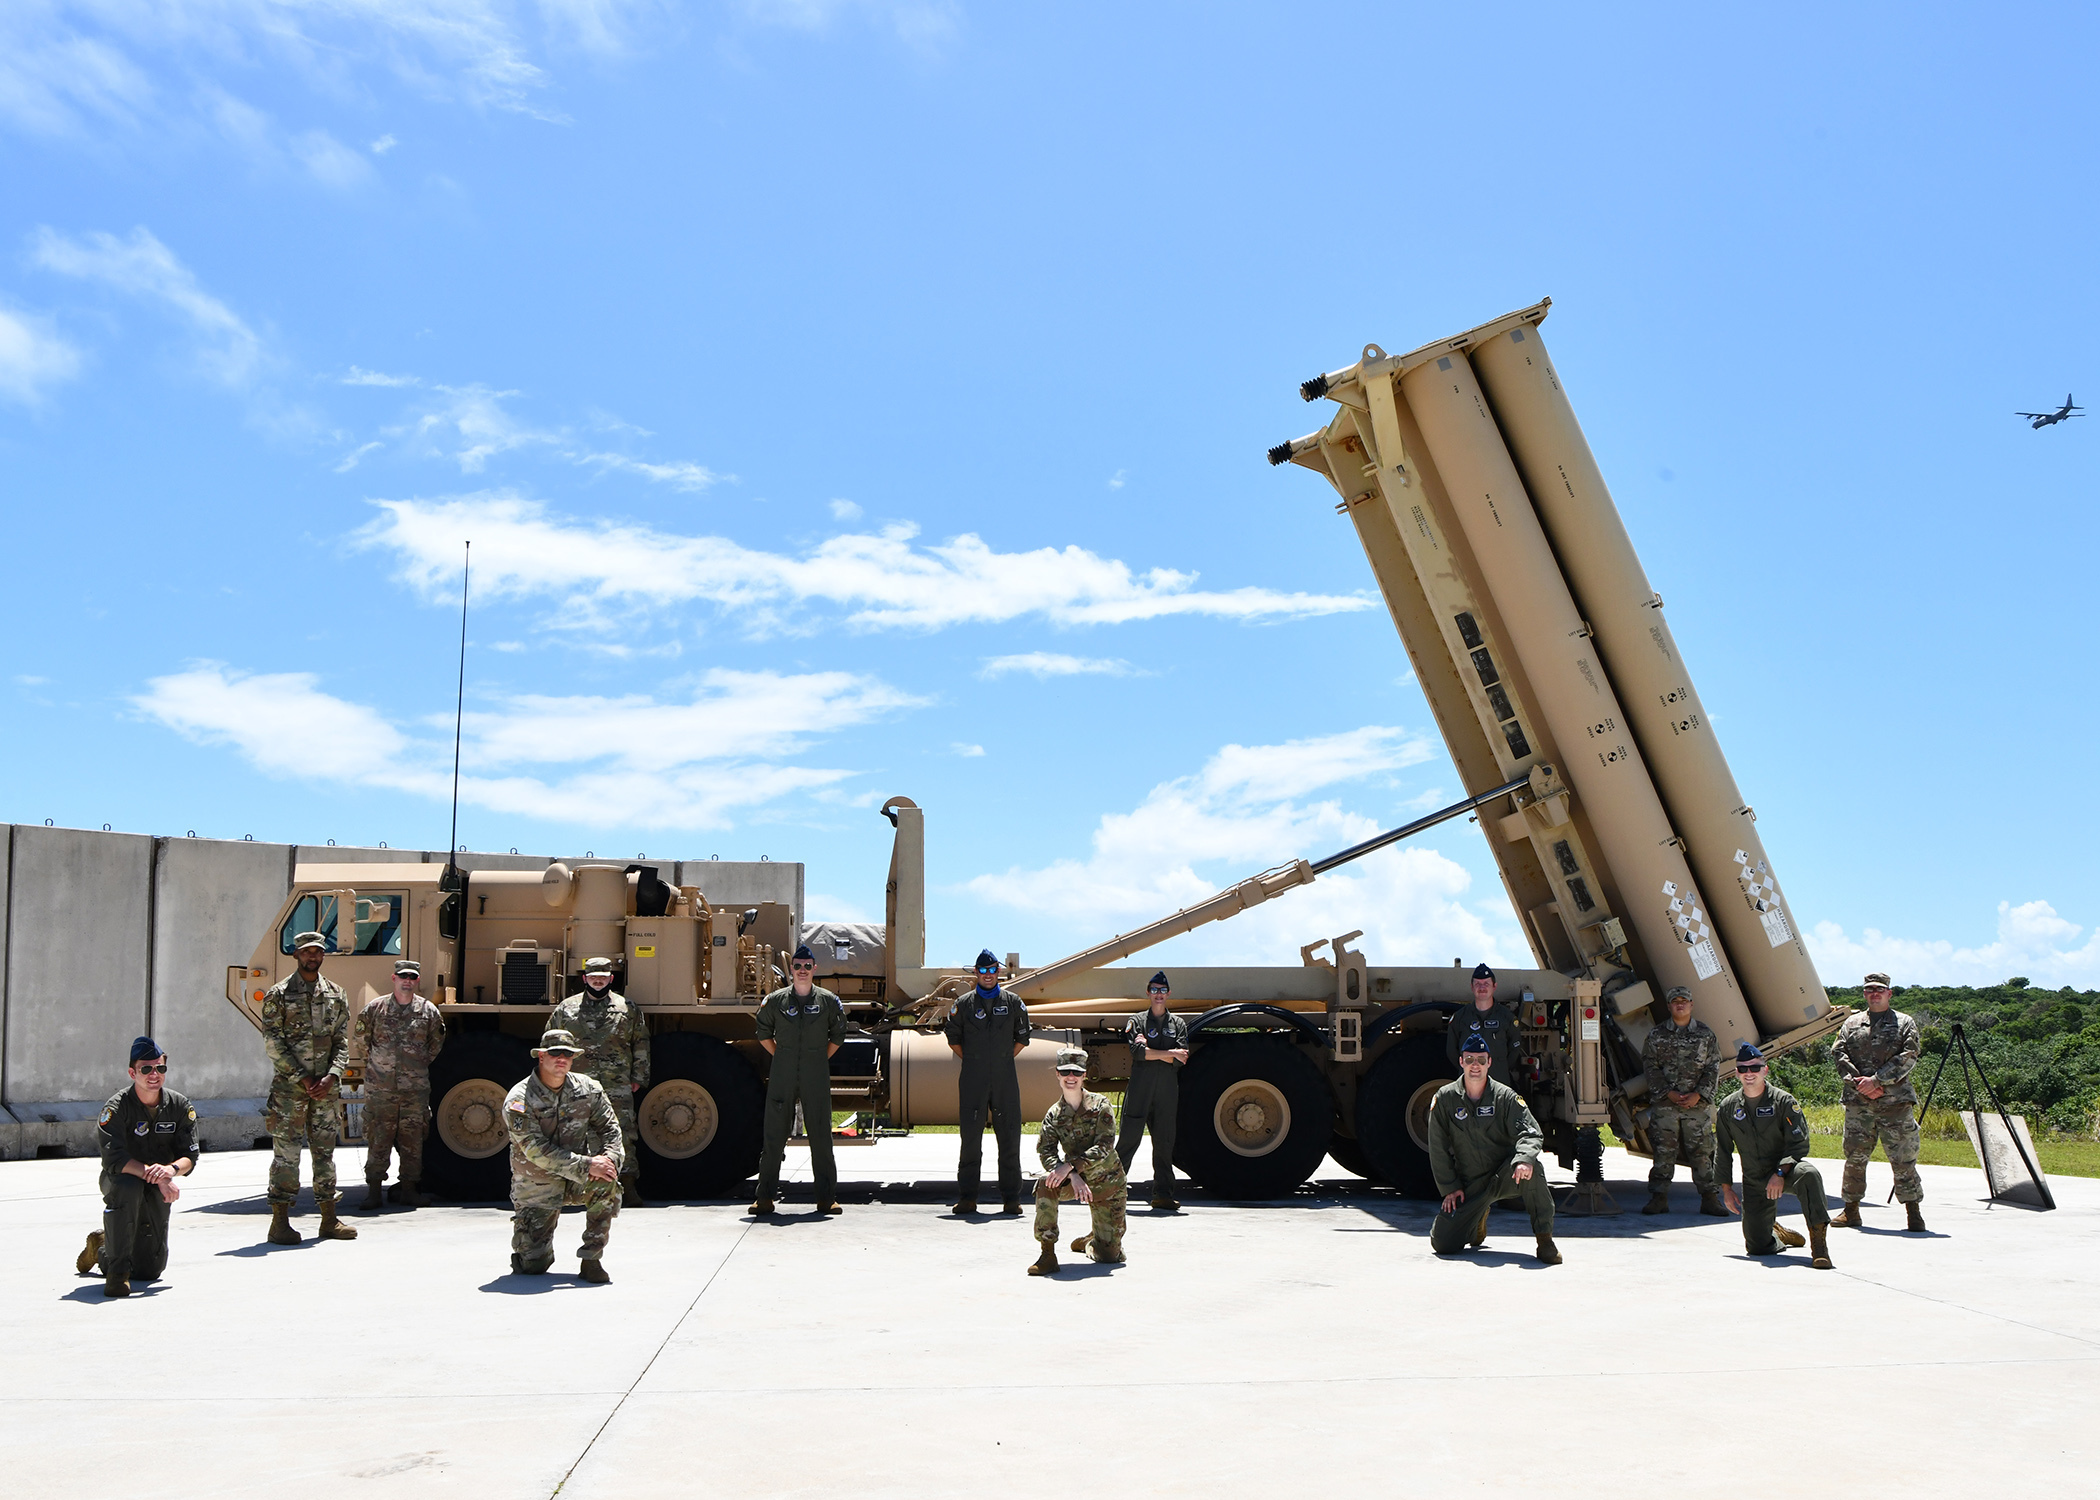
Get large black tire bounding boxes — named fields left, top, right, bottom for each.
left=1325, top=1131, right=1379, bottom=1182
left=1174, top=1036, right=1333, bottom=1199
left=1355, top=1032, right=1454, bottom=1199
left=423, top=1030, right=534, bottom=1202
left=635, top=1033, right=764, bottom=1200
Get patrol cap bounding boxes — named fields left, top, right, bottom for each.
left=129, top=1035, right=164, bottom=1065
left=291, top=930, right=329, bottom=952
left=1053, top=1046, right=1089, bottom=1074
left=1861, top=971, right=1892, bottom=990
left=582, top=956, right=615, bottom=975
left=1735, top=1041, right=1765, bottom=1067
left=1471, top=963, right=1495, bottom=982
left=792, top=944, right=815, bottom=963
left=1148, top=971, right=1170, bottom=991
left=535, top=1029, right=586, bottom=1056
left=974, top=949, right=999, bottom=972
left=1458, top=1032, right=1492, bottom=1055
left=1664, top=985, right=1692, bottom=1004
left=394, top=959, right=421, bottom=978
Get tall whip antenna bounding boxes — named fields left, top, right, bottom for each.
left=445, top=540, right=470, bottom=879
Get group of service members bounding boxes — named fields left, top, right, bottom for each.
left=72, top=934, right=1932, bottom=1294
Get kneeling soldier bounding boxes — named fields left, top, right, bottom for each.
left=504, top=1030, right=623, bottom=1283
left=79, top=1036, right=197, bottom=1298
left=1715, top=1043, right=1832, bottom=1269
left=1429, top=1032, right=1560, bottom=1264
left=1029, top=1046, right=1127, bottom=1276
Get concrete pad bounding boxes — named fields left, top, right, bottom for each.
left=4, top=1142, right=2094, bottom=1499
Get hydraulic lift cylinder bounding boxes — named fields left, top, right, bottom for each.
left=1469, top=326, right=1831, bottom=1034
left=1396, top=350, right=1758, bottom=1055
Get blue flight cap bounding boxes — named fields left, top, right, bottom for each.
left=1459, top=1032, right=1491, bottom=1055
left=1148, top=972, right=1169, bottom=991
left=974, top=949, right=999, bottom=972
left=792, top=944, right=814, bottom=963
left=130, top=1035, right=163, bottom=1065
left=1735, top=1041, right=1765, bottom=1066
left=1472, top=963, right=1494, bottom=981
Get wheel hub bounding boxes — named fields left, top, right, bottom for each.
left=1214, top=1078, right=1292, bottom=1158
left=640, top=1079, right=719, bottom=1160
left=435, top=1079, right=510, bottom=1160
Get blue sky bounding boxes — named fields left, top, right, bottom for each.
left=3, top=3, right=2096, bottom=989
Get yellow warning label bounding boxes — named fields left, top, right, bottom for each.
left=634, top=945, right=656, bottom=958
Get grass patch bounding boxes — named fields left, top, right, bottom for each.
left=1796, top=1105, right=2100, bottom=1178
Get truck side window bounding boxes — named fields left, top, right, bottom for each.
left=280, top=895, right=333, bottom=954
left=278, top=893, right=406, bottom=955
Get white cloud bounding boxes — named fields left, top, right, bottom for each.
left=1809, top=901, right=2100, bottom=990
left=966, top=726, right=1515, bottom=968
left=747, top=0, right=960, bottom=55
left=1107, top=469, right=1126, bottom=490
left=134, top=660, right=926, bottom=831
left=980, top=652, right=1133, bottom=680
left=579, top=452, right=726, bottom=491
left=951, top=742, right=985, bottom=757
left=15, top=675, right=51, bottom=686
left=829, top=498, right=862, bottom=521
left=371, top=133, right=399, bottom=154
left=361, top=492, right=1374, bottom=634
left=292, top=128, right=372, bottom=187
left=398, top=383, right=551, bottom=471
left=335, top=440, right=383, bottom=472
left=343, top=366, right=419, bottom=387
left=0, top=304, right=82, bottom=404
left=30, top=226, right=261, bottom=384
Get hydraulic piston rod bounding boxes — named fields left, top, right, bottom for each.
left=1010, top=775, right=1530, bottom=998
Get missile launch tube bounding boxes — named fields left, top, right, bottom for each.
left=1469, top=326, right=1831, bottom=1034
left=1395, top=352, right=1759, bottom=1054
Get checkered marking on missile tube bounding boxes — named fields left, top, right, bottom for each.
left=1734, top=849, right=1795, bottom=946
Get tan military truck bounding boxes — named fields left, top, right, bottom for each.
left=229, top=300, right=1842, bottom=1203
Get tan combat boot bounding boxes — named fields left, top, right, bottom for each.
left=103, top=1277, right=132, bottom=1298
left=1027, top=1239, right=1059, bottom=1276
left=749, top=1197, right=775, bottom=1217
left=580, top=1259, right=611, bottom=1284
left=355, top=1178, right=386, bottom=1213
left=951, top=1198, right=977, bottom=1215
left=1830, top=1202, right=1862, bottom=1229
left=1070, top=1232, right=1093, bottom=1256
left=1151, top=1196, right=1180, bottom=1212
left=1534, top=1236, right=1563, bottom=1265
left=1905, top=1202, right=1927, bottom=1233
left=818, top=1201, right=843, bottom=1215
left=1773, top=1224, right=1806, bottom=1249
left=267, top=1205, right=302, bottom=1245
left=316, top=1197, right=360, bottom=1240
left=1471, top=1202, right=1492, bottom=1247
left=1698, top=1191, right=1728, bottom=1217
left=1809, top=1223, right=1834, bottom=1269
left=1641, top=1191, right=1670, bottom=1215
left=395, top=1181, right=432, bottom=1208
left=76, top=1230, right=104, bottom=1277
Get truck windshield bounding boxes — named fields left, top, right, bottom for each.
left=279, top=893, right=406, bottom=956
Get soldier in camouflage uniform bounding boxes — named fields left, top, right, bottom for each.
left=355, top=958, right=447, bottom=1212
left=1640, top=985, right=1725, bottom=1217
left=1427, top=1032, right=1560, bottom=1263
left=503, top=1029, right=623, bottom=1283
left=549, top=956, right=651, bottom=1208
left=1715, top=1041, right=1833, bottom=1268
left=1831, top=971, right=1927, bottom=1231
left=1029, top=1046, right=1127, bottom=1276
left=750, top=943, right=847, bottom=1217
left=259, top=931, right=358, bottom=1247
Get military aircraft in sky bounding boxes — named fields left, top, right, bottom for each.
left=2016, top=395, right=2083, bottom=429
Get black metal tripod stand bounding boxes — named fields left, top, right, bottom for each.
left=1907, top=1021, right=2055, bottom=1211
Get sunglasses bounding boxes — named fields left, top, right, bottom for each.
left=791, top=961, right=815, bottom=970
left=136, top=1063, right=168, bottom=1074
left=1738, top=1063, right=1766, bottom=1073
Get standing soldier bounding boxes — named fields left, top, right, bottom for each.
left=1640, top=985, right=1725, bottom=1217
left=1029, top=1046, right=1128, bottom=1276
left=1831, top=971, right=1927, bottom=1231
left=503, top=1029, right=622, bottom=1283
left=77, top=1036, right=197, bottom=1298
left=946, top=949, right=1030, bottom=1216
left=549, top=956, right=651, bottom=1208
left=1116, top=971, right=1189, bottom=1211
left=1446, top=963, right=1519, bottom=1086
left=1427, top=1033, right=1561, bottom=1264
left=751, top=944, right=846, bottom=1217
left=1715, top=1042, right=1833, bottom=1269
left=355, top=958, right=446, bottom=1213
left=259, top=931, right=358, bottom=1247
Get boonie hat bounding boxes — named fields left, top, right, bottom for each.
left=1472, top=962, right=1495, bottom=982
left=1459, top=1032, right=1492, bottom=1055
left=582, top=956, right=615, bottom=975
left=1053, top=1046, right=1089, bottom=1074
left=1861, top=971, right=1892, bottom=989
left=535, top=1029, right=585, bottom=1056
left=292, top=930, right=328, bottom=952
left=394, top=959, right=421, bottom=977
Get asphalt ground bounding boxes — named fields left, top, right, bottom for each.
left=7, top=1136, right=2094, bottom=1498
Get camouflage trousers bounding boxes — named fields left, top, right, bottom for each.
left=1034, top=1161, right=1128, bottom=1260
left=1647, top=1102, right=1717, bottom=1193
left=580, top=1075, right=642, bottom=1184
left=363, top=1084, right=431, bottom=1186
left=266, top=1077, right=344, bottom=1207
left=1738, top=1161, right=1830, bottom=1253
left=511, top=1171, right=620, bottom=1272
left=1842, top=1097, right=1922, bottom=1204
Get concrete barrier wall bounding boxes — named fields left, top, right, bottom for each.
left=0, top=826, right=807, bottom=1149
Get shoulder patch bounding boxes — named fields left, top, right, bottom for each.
left=99, top=1104, right=115, bottom=1125
left=186, top=1107, right=197, bottom=1121
left=507, top=1096, right=526, bottom=1112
